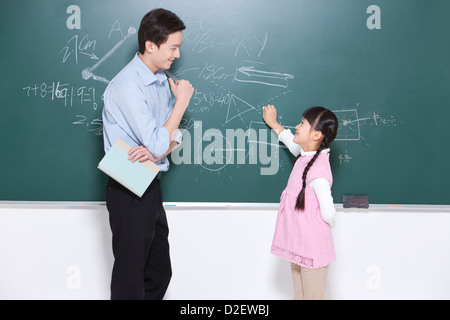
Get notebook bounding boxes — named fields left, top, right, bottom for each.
left=97, top=139, right=161, bottom=197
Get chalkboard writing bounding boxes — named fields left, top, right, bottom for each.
left=1, top=0, right=449, bottom=204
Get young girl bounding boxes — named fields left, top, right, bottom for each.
left=262, top=104, right=338, bottom=300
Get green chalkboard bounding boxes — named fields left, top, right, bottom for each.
left=1, top=0, right=449, bottom=204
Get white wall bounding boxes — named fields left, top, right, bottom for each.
left=0, top=204, right=449, bottom=300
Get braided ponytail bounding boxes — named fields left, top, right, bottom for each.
left=295, top=144, right=324, bottom=210
left=294, top=107, right=338, bottom=211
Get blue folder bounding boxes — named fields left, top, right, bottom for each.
left=98, top=139, right=160, bottom=197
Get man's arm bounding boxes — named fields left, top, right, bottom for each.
left=128, top=78, right=193, bottom=163
left=156, top=140, right=180, bottom=161
left=164, top=78, right=194, bottom=140
left=128, top=140, right=180, bottom=163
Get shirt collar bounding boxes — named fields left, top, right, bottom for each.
left=133, top=53, right=167, bottom=86
left=300, top=148, right=330, bottom=157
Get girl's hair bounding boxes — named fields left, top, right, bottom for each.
left=138, top=8, right=186, bottom=54
left=295, top=106, right=338, bottom=211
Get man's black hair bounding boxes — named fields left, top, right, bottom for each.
left=138, top=8, right=186, bottom=53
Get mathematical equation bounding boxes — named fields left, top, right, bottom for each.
left=22, top=81, right=102, bottom=135
left=22, top=81, right=98, bottom=109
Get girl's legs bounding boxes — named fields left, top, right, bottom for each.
left=291, top=263, right=329, bottom=300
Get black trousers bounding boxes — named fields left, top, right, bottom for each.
left=106, top=177, right=172, bottom=300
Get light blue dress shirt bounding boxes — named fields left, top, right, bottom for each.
left=102, top=53, right=181, bottom=172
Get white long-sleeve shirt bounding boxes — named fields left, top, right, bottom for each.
left=278, top=129, right=336, bottom=227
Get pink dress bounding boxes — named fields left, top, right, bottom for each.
left=271, top=153, right=336, bottom=269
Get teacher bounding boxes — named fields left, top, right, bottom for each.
left=102, top=8, right=194, bottom=300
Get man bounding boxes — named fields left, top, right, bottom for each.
left=102, top=8, right=194, bottom=300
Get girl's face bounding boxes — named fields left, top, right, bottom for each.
left=293, top=118, right=321, bottom=151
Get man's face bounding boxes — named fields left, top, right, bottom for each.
left=148, top=31, right=182, bottom=72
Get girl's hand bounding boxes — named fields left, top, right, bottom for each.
left=128, top=145, right=157, bottom=163
left=263, top=104, right=285, bottom=135
left=263, top=105, right=278, bottom=127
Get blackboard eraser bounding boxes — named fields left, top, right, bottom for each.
left=343, top=195, right=369, bottom=209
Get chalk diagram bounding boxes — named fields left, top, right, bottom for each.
left=170, top=23, right=296, bottom=177
left=184, top=80, right=294, bottom=176
left=196, top=132, right=235, bottom=172
left=332, top=103, right=398, bottom=164
left=81, top=26, right=137, bottom=84
left=57, top=22, right=137, bottom=136
left=72, top=20, right=301, bottom=181
left=234, top=66, right=295, bottom=89
left=334, top=108, right=365, bottom=141
left=72, top=21, right=398, bottom=175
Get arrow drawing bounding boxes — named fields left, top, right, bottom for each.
left=234, top=66, right=294, bottom=88
left=79, top=51, right=99, bottom=60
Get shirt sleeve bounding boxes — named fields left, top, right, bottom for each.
left=310, top=177, right=336, bottom=227
left=171, top=129, right=183, bottom=151
left=278, top=129, right=302, bottom=157
left=113, top=83, right=171, bottom=159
